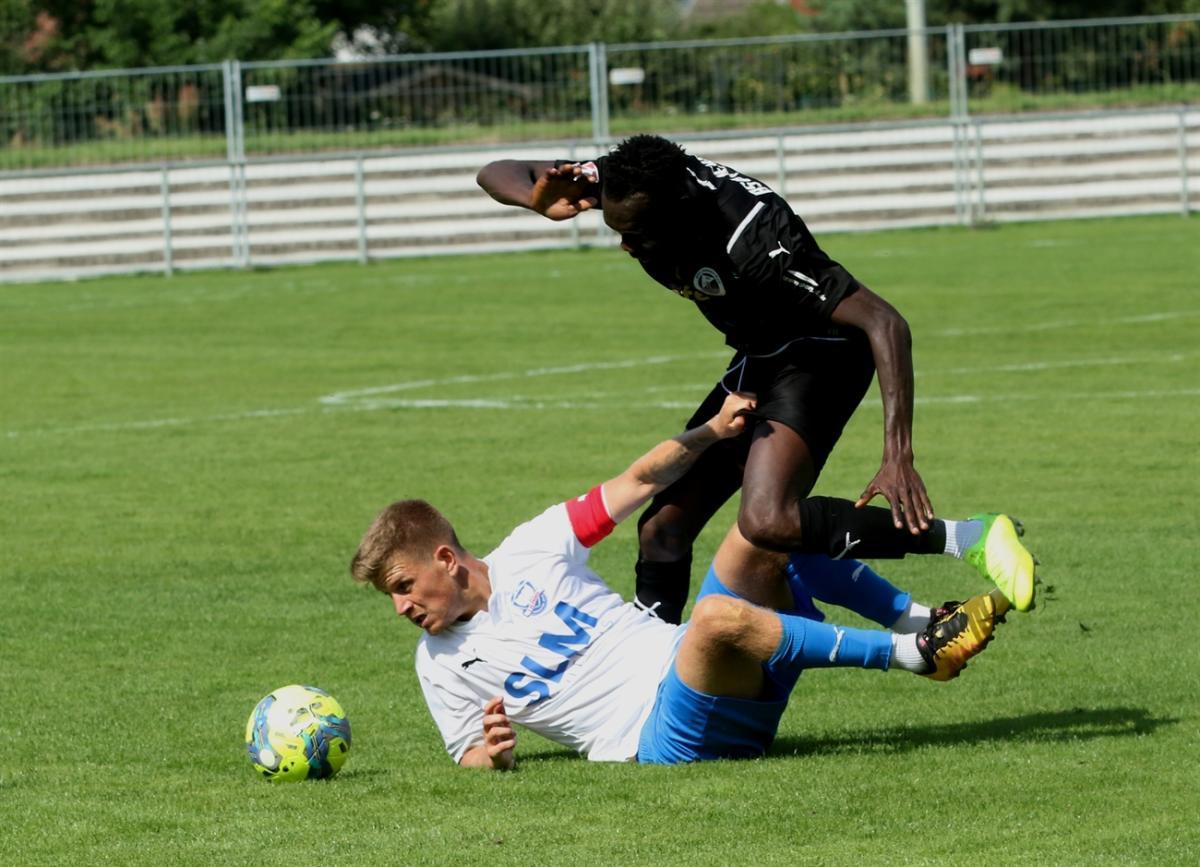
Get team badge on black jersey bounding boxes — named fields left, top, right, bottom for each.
left=692, top=267, right=726, bottom=297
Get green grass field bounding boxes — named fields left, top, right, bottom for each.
left=2, top=215, right=1198, bottom=865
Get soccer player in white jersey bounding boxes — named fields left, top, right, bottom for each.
left=351, top=393, right=1013, bottom=768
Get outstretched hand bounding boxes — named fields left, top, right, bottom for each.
left=856, top=458, right=934, bottom=534
left=530, top=164, right=600, bottom=220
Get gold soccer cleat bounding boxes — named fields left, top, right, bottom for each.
left=917, top=589, right=1010, bottom=682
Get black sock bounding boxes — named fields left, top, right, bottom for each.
left=794, top=497, right=946, bottom=559
left=634, top=556, right=692, bottom=625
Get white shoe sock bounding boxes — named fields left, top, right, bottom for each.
left=943, top=519, right=984, bottom=559
left=890, top=632, right=930, bottom=673
left=891, top=600, right=933, bottom=633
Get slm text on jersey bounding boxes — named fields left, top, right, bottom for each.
left=503, top=601, right=599, bottom=706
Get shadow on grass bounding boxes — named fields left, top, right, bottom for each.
left=508, top=707, right=1174, bottom=767
left=511, top=747, right=581, bottom=764
left=769, top=706, right=1174, bottom=759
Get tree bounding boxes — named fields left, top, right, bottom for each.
left=2, top=0, right=340, bottom=72
left=679, top=1, right=812, bottom=39
left=425, top=0, right=681, bottom=51
left=310, top=0, right=436, bottom=53
left=0, top=0, right=38, bottom=73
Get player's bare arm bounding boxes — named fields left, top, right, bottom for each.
left=458, top=696, right=516, bottom=771
left=476, top=159, right=600, bottom=221
left=602, top=392, right=756, bottom=524
left=829, top=286, right=934, bottom=534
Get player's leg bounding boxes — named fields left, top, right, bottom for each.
left=635, top=382, right=748, bottom=624
left=733, top=342, right=1038, bottom=610
left=734, top=347, right=942, bottom=559
left=786, top=552, right=947, bottom=630
left=702, top=523, right=960, bottom=642
left=637, top=590, right=1006, bottom=764
left=636, top=595, right=892, bottom=765
left=753, top=484, right=1038, bottom=612
left=677, top=595, right=894, bottom=695
left=734, top=337, right=883, bottom=556
left=637, top=579, right=1008, bottom=764
left=703, top=522, right=794, bottom=611
left=694, top=524, right=1007, bottom=688
left=709, top=521, right=919, bottom=629
left=683, top=524, right=916, bottom=698
left=739, top=419, right=948, bottom=556
left=676, top=585, right=1008, bottom=698
left=636, top=520, right=896, bottom=765
left=700, top=523, right=897, bottom=691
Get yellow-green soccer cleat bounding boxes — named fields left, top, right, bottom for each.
left=917, top=589, right=1010, bottom=682
left=964, top=514, right=1036, bottom=612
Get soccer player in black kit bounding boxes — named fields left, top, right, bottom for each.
left=477, top=135, right=1036, bottom=623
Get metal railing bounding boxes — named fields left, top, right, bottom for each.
left=2, top=106, right=1194, bottom=284
left=2, top=13, right=1199, bottom=173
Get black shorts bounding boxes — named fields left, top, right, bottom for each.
left=686, top=336, right=876, bottom=472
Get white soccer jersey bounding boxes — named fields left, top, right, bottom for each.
left=415, top=487, right=685, bottom=763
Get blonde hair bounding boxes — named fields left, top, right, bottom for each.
left=350, top=499, right=462, bottom=594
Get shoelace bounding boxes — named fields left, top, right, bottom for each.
left=633, top=597, right=663, bottom=619
left=932, top=601, right=962, bottom=622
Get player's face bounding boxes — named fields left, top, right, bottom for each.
left=385, top=552, right=464, bottom=635
left=602, top=192, right=685, bottom=265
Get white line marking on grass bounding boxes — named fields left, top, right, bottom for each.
left=7, top=349, right=1197, bottom=439
left=915, top=388, right=1200, bottom=406
left=4, top=353, right=727, bottom=439
left=934, top=353, right=1188, bottom=376
left=934, top=310, right=1200, bottom=338
left=10, top=386, right=1197, bottom=440
left=318, top=352, right=728, bottom=407
left=5, top=407, right=312, bottom=438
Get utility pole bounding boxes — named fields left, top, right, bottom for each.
left=906, top=0, right=929, bottom=105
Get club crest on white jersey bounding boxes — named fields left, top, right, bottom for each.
left=512, top=580, right=548, bottom=617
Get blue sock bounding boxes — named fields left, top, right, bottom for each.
left=767, top=610, right=893, bottom=685
left=697, top=564, right=826, bottom=622
left=786, top=554, right=911, bottom=628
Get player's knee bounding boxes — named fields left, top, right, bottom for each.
left=737, top=500, right=798, bottom=552
left=689, top=595, right=756, bottom=649
left=637, top=512, right=696, bottom=562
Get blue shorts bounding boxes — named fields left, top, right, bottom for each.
left=635, top=568, right=823, bottom=765
left=636, top=661, right=788, bottom=764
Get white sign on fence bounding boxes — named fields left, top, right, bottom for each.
left=245, top=85, right=282, bottom=103
left=609, top=67, right=646, bottom=86
left=968, top=47, right=1004, bottom=66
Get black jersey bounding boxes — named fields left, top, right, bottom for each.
left=577, top=153, right=862, bottom=356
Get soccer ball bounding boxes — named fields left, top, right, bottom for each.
left=245, top=684, right=352, bottom=781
